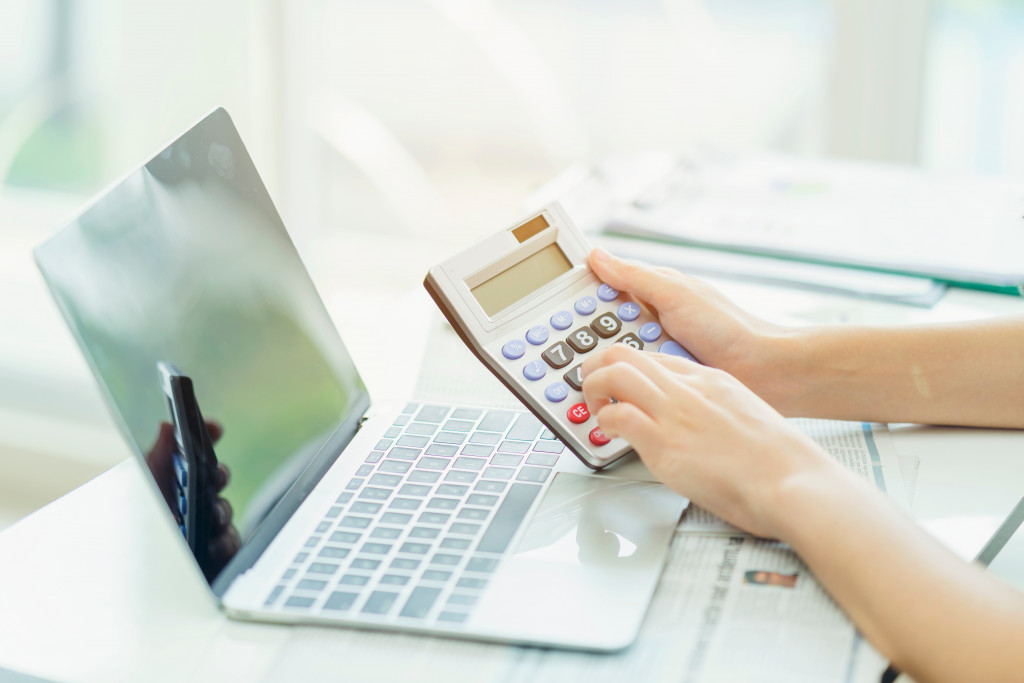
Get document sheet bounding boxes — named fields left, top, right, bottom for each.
left=256, top=319, right=908, bottom=682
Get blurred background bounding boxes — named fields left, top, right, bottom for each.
left=1, top=0, right=1023, bottom=529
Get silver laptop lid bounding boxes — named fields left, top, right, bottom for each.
left=34, top=108, right=370, bottom=590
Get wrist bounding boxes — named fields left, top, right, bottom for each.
left=765, top=459, right=859, bottom=547
left=730, top=327, right=814, bottom=416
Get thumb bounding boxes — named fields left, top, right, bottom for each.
left=588, top=247, right=671, bottom=311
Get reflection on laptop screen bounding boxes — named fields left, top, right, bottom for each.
left=35, top=109, right=368, bottom=583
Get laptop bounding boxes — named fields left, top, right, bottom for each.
left=33, top=108, right=687, bottom=651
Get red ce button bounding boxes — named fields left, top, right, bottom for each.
left=567, top=402, right=590, bottom=424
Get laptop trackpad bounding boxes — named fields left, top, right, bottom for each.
left=469, top=473, right=687, bottom=650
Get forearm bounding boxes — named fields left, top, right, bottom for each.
left=774, top=466, right=1024, bottom=682
left=746, top=318, right=1024, bottom=428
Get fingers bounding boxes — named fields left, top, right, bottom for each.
left=589, top=247, right=687, bottom=313
left=205, top=419, right=223, bottom=444
left=592, top=401, right=658, bottom=450
left=582, top=355, right=667, bottom=417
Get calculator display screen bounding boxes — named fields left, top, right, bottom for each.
left=470, top=243, right=573, bottom=316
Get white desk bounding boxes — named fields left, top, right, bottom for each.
left=1, top=257, right=1023, bottom=683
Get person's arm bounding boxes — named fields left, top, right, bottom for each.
left=580, top=345, right=1024, bottom=682
left=588, top=247, right=1024, bottom=428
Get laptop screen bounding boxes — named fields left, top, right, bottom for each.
left=34, top=109, right=369, bottom=585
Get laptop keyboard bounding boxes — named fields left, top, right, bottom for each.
left=264, top=403, right=565, bottom=625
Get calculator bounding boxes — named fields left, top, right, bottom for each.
left=424, top=203, right=695, bottom=470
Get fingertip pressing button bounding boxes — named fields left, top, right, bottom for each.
left=617, top=302, right=640, bottom=322
left=526, top=325, right=549, bottom=345
left=544, top=382, right=570, bottom=403
left=567, top=402, right=590, bottom=424
left=523, top=360, right=547, bottom=381
left=550, top=310, right=573, bottom=330
left=658, top=340, right=695, bottom=361
left=589, top=427, right=610, bottom=446
left=574, top=296, right=597, bottom=316
left=638, top=322, right=662, bottom=343
left=596, top=283, right=619, bottom=302
left=502, top=340, right=526, bottom=360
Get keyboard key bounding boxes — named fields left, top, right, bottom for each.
left=540, top=429, right=557, bottom=440
left=285, top=596, right=315, bottom=609
left=457, top=577, right=488, bottom=590
left=440, top=538, right=471, bottom=550
left=451, top=408, right=482, bottom=420
left=336, top=492, right=354, bottom=504
left=461, top=444, right=494, bottom=458
left=468, top=431, right=502, bottom=446
left=389, top=498, right=422, bottom=510
left=426, top=497, right=459, bottom=510
left=497, top=440, right=530, bottom=455
left=443, top=420, right=475, bottom=432
left=380, top=512, right=412, bottom=525
left=436, top=484, right=468, bottom=496
left=355, top=465, right=373, bottom=477
left=522, top=360, right=546, bottom=381
left=477, top=483, right=543, bottom=554
left=324, top=507, right=343, bottom=519
left=491, top=454, right=522, bottom=467
left=638, top=321, right=663, bottom=342
left=507, top=414, right=543, bottom=442
left=597, top=283, right=619, bottom=302
left=324, top=592, right=359, bottom=611
left=567, top=403, right=590, bottom=424
left=374, top=439, right=394, bottom=452
left=379, top=460, right=412, bottom=474
left=400, top=542, right=431, bottom=555
left=449, top=523, right=481, bottom=535
left=369, top=473, right=401, bottom=487
left=380, top=574, right=409, bottom=586
left=350, top=502, right=382, bottom=514
left=658, top=340, right=695, bottom=360
left=384, top=427, right=402, bottom=439
left=616, top=332, right=644, bottom=350
left=408, top=527, right=440, bottom=539
left=293, top=552, right=308, bottom=563
left=566, top=327, right=598, bottom=354
left=350, top=558, right=381, bottom=570
left=482, top=466, right=514, bottom=480
left=444, top=470, right=477, bottom=483
left=563, top=364, right=584, bottom=391
left=502, top=339, right=526, bottom=360
left=447, top=594, right=478, bottom=606
left=477, top=410, right=515, bottom=433
left=416, top=405, right=451, bottom=423
left=453, top=457, right=486, bottom=471
left=408, top=470, right=440, bottom=483
left=282, top=569, right=296, bottom=579
left=307, top=563, right=339, bottom=575
left=541, top=341, right=575, bottom=369
left=431, top=553, right=462, bottom=566
left=418, top=457, right=450, bottom=470
left=474, top=480, right=506, bottom=493
left=526, top=453, right=559, bottom=467
left=438, top=612, right=468, bottom=623
left=394, top=415, right=411, bottom=426
left=467, top=494, right=498, bottom=507
left=304, top=536, right=321, bottom=548
left=365, top=451, right=385, bottom=463
left=458, top=508, right=489, bottom=521
left=550, top=309, right=573, bottom=330
left=402, top=403, right=419, bottom=414
left=387, top=447, right=422, bottom=461
left=517, top=466, right=551, bottom=483
left=397, top=435, right=429, bottom=448
left=434, top=432, right=467, bottom=445
left=532, top=440, right=564, bottom=454
left=339, top=515, right=373, bottom=529
left=296, top=579, right=326, bottom=592
left=526, top=325, right=550, bottom=346
left=466, top=557, right=500, bottom=573
left=339, top=574, right=369, bottom=586
left=399, top=484, right=432, bottom=497
left=419, top=512, right=450, bottom=525
left=422, top=570, right=452, bottom=582
left=617, top=302, right=640, bottom=322
left=425, top=443, right=459, bottom=457
left=330, top=531, right=361, bottom=544
left=590, top=312, right=621, bottom=339
left=370, top=527, right=402, bottom=540
left=362, top=591, right=399, bottom=615
left=574, top=295, right=597, bottom=316
left=544, top=381, right=571, bottom=403
left=390, top=558, right=420, bottom=570
left=359, top=488, right=391, bottom=501
left=319, top=547, right=350, bottom=559
left=405, top=422, right=438, bottom=436
left=400, top=586, right=441, bottom=619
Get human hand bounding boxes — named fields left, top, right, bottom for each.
left=581, top=344, right=842, bottom=539
left=588, top=247, right=801, bottom=412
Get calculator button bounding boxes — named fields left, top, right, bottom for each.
left=544, top=382, right=571, bottom=403
left=563, top=364, right=584, bottom=391
left=502, top=340, right=526, bottom=360
left=566, top=327, right=598, bottom=354
left=550, top=310, right=573, bottom=330
left=596, top=283, right=619, bottom=302
left=617, top=333, right=644, bottom=350
left=617, top=302, right=640, bottom=322
left=638, top=322, right=662, bottom=343
left=589, top=313, right=621, bottom=339
left=658, top=340, right=696, bottom=360
left=526, top=325, right=550, bottom=345
left=541, top=341, right=574, bottom=369
left=589, top=427, right=610, bottom=446
left=523, top=360, right=547, bottom=381
left=574, top=296, right=597, bottom=316
left=567, top=403, right=590, bottom=424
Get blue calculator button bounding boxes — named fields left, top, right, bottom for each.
left=617, top=302, right=640, bottom=322
left=658, top=340, right=696, bottom=361
left=172, top=452, right=188, bottom=487
left=526, top=325, right=550, bottom=345
left=596, top=283, right=619, bottom=302
left=502, top=340, right=526, bottom=360
left=177, top=492, right=187, bottom=517
left=638, top=322, right=662, bottom=342
left=523, top=360, right=547, bottom=381
left=544, top=381, right=571, bottom=403
left=550, top=310, right=573, bottom=330
left=574, top=296, right=597, bottom=316
left=179, top=523, right=188, bottom=538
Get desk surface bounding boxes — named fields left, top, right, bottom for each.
left=1, top=259, right=1023, bottom=683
